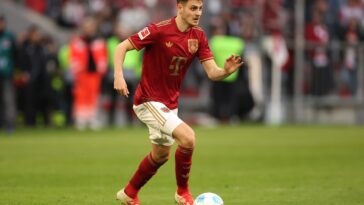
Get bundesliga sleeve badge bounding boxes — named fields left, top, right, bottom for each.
left=138, top=27, right=151, bottom=40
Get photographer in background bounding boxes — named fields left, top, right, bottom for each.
left=0, top=14, right=17, bottom=133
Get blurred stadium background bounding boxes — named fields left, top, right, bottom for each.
left=1, top=0, right=364, bottom=204
left=0, top=0, right=363, bottom=130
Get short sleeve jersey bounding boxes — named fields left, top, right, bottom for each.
left=128, top=17, right=213, bottom=109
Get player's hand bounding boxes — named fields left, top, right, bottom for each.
left=114, top=76, right=129, bottom=97
left=223, top=55, right=243, bottom=75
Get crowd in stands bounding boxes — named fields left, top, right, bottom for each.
left=1, top=0, right=364, bottom=131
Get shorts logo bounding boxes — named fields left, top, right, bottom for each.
left=138, top=27, right=150, bottom=40
left=160, top=107, right=170, bottom=113
left=188, top=39, right=198, bottom=54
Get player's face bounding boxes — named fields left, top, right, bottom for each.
left=179, top=0, right=203, bottom=27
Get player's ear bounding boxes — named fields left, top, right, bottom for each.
left=177, top=3, right=184, bottom=14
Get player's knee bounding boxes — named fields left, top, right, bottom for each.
left=180, top=128, right=195, bottom=149
left=152, top=147, right=171, bottom=164
left=173, top=123, right=196, bottom=149
left=182, top=138, right=195, bottom=149
left=154, top=152, right=170, bottom=164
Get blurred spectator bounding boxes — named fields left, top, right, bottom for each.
left=57, top=43, right=74, bottom=126
left=209, top=22, right=246, bottom=122
left=305, top=10, right=332, bottom=95
left=240, top=12, right=265, bottom=121
left=88, top=0, right=107, bottom=14
left=97, top=5, right=115, bottom=38
left=18, top=26, right=55, bottom=126
left=261, top=0, right=289, bottom=123
left=261, top=0, right=289, bottom=67
left=229, top=0, right=264, bottom=15
left=116, top=1, right=150, bottom=32
left=105, top=24, right=142, bottom=126
left=43, top=36, right=63, bottom=125
left=0, top=14, right=17, bottom=133
left=339, top=0, right=363, bottom=28
left=339, top=17, right=362, bottom=96
left=45, top=0, right=62, bottom=21
left=69, top=17, right=107, bottom=130
left=207, top=0, right=222, bottom=15
left=57, top=0, right=86, bottom=28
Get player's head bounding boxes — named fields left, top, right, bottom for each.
left=177, top=0, right=204, bottom=27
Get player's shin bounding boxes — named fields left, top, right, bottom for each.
left=175, top=145, right=194, bottom=195
left=124, top=152, right=165, bottom=198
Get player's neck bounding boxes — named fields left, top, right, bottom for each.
left=175, top=16, right=191, bottom=32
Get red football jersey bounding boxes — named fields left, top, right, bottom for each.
left=128, top=17, right=214, bottom=109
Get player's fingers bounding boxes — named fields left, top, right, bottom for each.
left=123, top=88, right=129, bottom=98
left=233, top=56, right=241, bottom=62
left=115, top=87, right=125, bottom=96
left=232, top=55, right=242, bottom=64
left=226, top=55, right=234, bottom=61
left=116, top=89, right=123, bottom=96
left=235, top=56, right=243, bottom=65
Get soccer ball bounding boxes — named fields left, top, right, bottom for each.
left=193, top=192, right=224, bottom=205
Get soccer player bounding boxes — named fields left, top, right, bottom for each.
left=113, top=0, right=243, bottom=204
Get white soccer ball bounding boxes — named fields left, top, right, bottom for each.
left=193, top=192, right=224, bottom=205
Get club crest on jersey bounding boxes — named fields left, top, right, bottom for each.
left=138, top=27, right=150, bottom=40
left=188, top=39, right=198, bottom=54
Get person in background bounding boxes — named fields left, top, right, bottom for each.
left=106, top=24, right=142, bottom=126
left=18, top=26, right=53, bottom=126
left=69, top=17, right=107, bottom=130
left=209, top=22, right=245, bottom=122
left=0, top=14, right=17, bottom=133
left=305, top=10, right=331, bottom=95
left=339, top=17, right=362, bottom=96
left=43, top=35, right=63, bottom=126
left=261, top=0, right=289, bottom=123
left=58, top=43, right=74, bottom=126
left=240, top=12, right=265, bottom=121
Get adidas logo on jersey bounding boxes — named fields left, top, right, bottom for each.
left=165, top=41, right=173, bottom=48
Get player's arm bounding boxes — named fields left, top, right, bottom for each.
left=113, top=39, right=135, bottom=97
left=201, top=55, right=243, bottom=81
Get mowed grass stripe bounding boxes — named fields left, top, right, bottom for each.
left=0, top=125, right=364, bottom=205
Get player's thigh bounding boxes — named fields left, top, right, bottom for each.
left=133, top=101, right=183, bottom=145
left=147, top=124, right=175, bottom=146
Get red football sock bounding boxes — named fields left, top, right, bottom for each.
left=175, top=145, right=194, bottom=195
left=124, top=153, right=164, bottom=198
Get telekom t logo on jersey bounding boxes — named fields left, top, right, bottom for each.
left=169, top=56, right=187, bottom=76
left=138, top=27, right=150, bottom=40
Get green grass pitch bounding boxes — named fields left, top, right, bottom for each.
left=1, top=125, right=364, bottom=205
